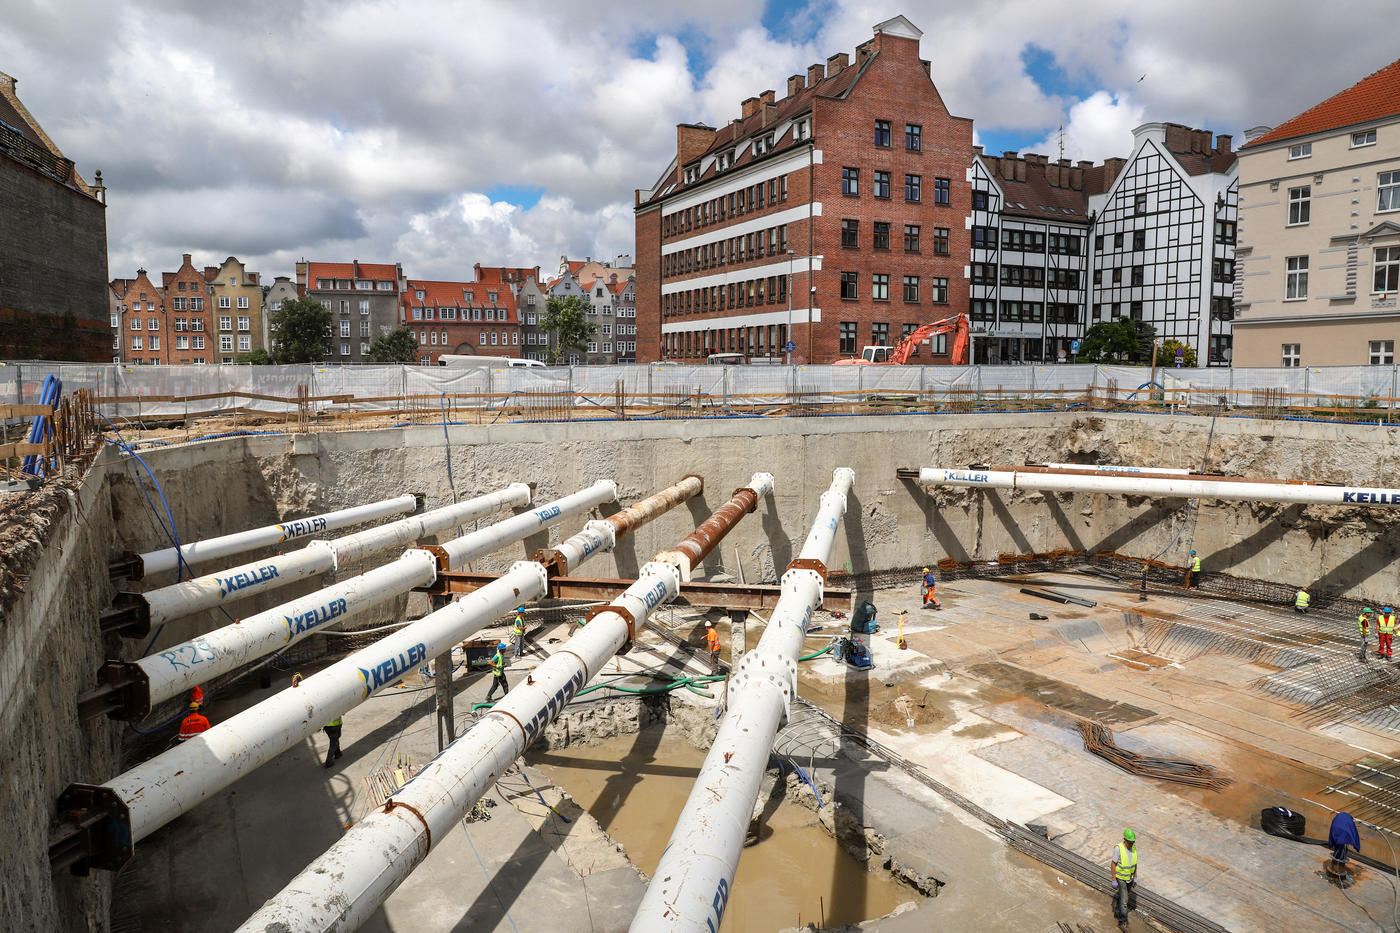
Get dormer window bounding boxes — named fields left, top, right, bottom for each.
left=684, top=166, right=699, bottom=184
left=794, top=119, right=810, bottom=141
left=754, top=135, right=771, bottom=156
left=718, top=152, right=734, bottom=171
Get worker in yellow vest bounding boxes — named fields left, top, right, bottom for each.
left=1111, top=828, right=1139, bottom=927
left=1187, top=550, right=1202, bottom=588
left=511, top=607, right=528, bottom=659
left=1379, top=607, right=1397, bottom=660
left=485, top=642, right=510, bottom=702
left=1294, top=587, right=1311, bottom=614
left=1359, top=608, right=1374, bottom=661
left=322, top=716, right=343, bottom=768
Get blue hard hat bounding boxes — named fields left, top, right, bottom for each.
left=515, top=606, right=525, bottom=613
left=497, top=642, right=507, bottom=650
left=1387, top=608, right=1395, bottom=613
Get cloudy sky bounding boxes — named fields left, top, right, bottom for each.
left=3, top=0, right=1396, bottom=282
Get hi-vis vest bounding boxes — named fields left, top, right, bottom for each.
left=1191, top=555, right=1201, bottom=573
left=1295, top=590, right=1311, bottom=609
left=1381, top=613, right=1397, bottom=634
left=1115, top=843, right=1138, bottom=881
left=512, top=615, right=526, bottom=636
left=1360, top=613, right=1373, bottom=633
left=324, top=717, right=343, bottom=729
left=490, top=651, right=505, bottom=675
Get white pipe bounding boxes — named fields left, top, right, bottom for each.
left=136, top=495, right=420, bottom=577
left=136, top=483, right=615, bottom=710
left=631, top=468, right=853, bottom=933
left=917, top=467, right=1400, bottom=507
left=1039, top=462, right=1192, bottom=476
left=235, top=474, right=775, bottom=933
left=100, top=480, right=686, bottom=845
left=137, top=484, right=533, bottom=628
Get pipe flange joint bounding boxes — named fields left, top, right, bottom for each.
left=745, top=472, right=776, bottom=503
left=598, top=479, right=621, bottom=502
left=638, top=561, right=682, bottom=605
left=731, top=652, right=798, bottom=720
left=510, top=560, right=550, bottom=598
left=582, top=520, right=617, bottom=552
left=819, top=490, right=846, bottom=516
left=780, top=567, right=826, bottom=606
left=506, top=482, right=534, bottom=505
left=832, top=467, right=856, bottom=488
left=305, top=539, right=340, bottom=572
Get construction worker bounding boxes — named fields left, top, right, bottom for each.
left=511, top=606, right=527, bottom=659
left=921, top=567, right=940, bottom=610
left=1187, top=550, right=1201, bottom=588
left=484, top=642, right=509, bottom=702
left=189, top=685, right=204, bottom=708
left=176, top=702, right=210, bottom=742
left=322, top=716, right=343, bottom=768
left=1359, top=608, right=1375, bottom=661
left=705, top=621, right=722, bottom=669
left=1380, top=607, right=1397, bottom=660
left=1294, top=586, right=1311, bottom=614
left=1111, top=828, right=1139, bottom=927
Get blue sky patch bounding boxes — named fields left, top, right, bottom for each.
left=487, top=185, right=544, bottom=210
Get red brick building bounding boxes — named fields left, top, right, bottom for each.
left=401, top=279, right=521, bottom=364
left=162, top=253, right=215, bottom=363
left=111, top=269, right=166, bottom=364
left=634, top=15, right=973, bottom=363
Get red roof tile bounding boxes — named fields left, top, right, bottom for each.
left=1247, top=59, right=1400, bottom=148
left=403, top=279, right=518, bottom=322
left=307, top=261, right=399, bottom=282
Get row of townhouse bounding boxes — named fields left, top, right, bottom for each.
left=111, top=255, right=271, bottom=365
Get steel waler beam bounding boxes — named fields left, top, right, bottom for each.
left=631, top=468, right=854, bottom=933
left=108, top=493, right=424, bottom=581
left=427, top=572, right=853, bottom=613
left=108, top=484, right=533, bottom=637
left=234, top=474, right=771, bottom=933
left=78, top=482, right=618, bottom=722
left=49, top=477, right=698, bottom=876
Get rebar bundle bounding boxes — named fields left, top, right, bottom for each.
left=1078, top=720, right=1232, bottom=790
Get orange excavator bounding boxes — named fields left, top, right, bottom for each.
left=834, top=313, right=970, bottom=365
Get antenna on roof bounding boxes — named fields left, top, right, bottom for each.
left=1057, top=124, right=1064, bottom=161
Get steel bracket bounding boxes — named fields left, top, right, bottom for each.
left=77, top=661, right=151, bottom=722
left=588, top=604, right=636, bottom=652
left=48, top=784, right=132, bottom=876
left=99, top=592, right=150, bottom=639
left=107, top=550, right=145, bottom=582
left=785, top=557, right=828, bottom=582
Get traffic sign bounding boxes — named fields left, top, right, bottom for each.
left=1070, top=339, right=1081, bottom=353
left=784, top=341, right=796, bottom=353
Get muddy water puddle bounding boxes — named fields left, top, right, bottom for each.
left=528, top=727, right=913, bottom=931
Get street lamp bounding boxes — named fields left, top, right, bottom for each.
left=785, top=249, right=795, bottom=365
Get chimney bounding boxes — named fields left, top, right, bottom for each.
left=740, top=96, right=761, bottom=120
left=1215, top=134, right=1233, bottom=154
left=1001, top=159, right=1016, bottom=181
left=921, top=59, right=931, bottom=78
left=855, top=40, right=874, bottom=68
left=758, top=89, right=775, bottom=107
left=1015, top=160, right=1026, bottom=182
left=826, top=52, right=849, bottom=76
left=1244, top=125, right=1272, bottom=143
left=675, top=123, right=717, bottom=181
left=1070, top=167, right=1084, bottom=190
left=807, top=62, right=824, bottom=85
left=1076, top=160, right=1093, bottom=169
left=1046, top=162, right=1060, bottom=187
left=762, top=99, right=778, bottom=127
left=787, top=74, right=804, bottom=97
left=973, top=144, right=984, bottom=155
left=1003, top=150, right=1018, bottom=160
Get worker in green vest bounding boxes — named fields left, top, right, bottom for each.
left=1111, top=828, right=1139, bottom=927
left=322, top=716, right=343, bottom=768
left=485, top=642, right=510, bottom=702
left=511, top=607, right=527, bottom=659
left=1187, top=550, right=1201, bottom=588
left=1359, top=608, right=1375, bottom=661
left=1294, top=587, right=1311, bottom=614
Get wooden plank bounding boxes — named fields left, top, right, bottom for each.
left=0, top=404, right=54, bottom=418
left=0, top=442, right=46, bottom=458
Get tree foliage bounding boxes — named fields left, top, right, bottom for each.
left=366, top=327, right=420, bottom=363
left=1078, top=317, right=1157, bottom=363
left=237, top=348, right=274, bottom=365
left=540, top=295, right=597, bottom=364
left=1158, top=338, right=1197, bottom=368
left=268, top=296, right=333, bottom=363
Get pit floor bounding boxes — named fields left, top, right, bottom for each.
left=113, top=569, right=1400, bottom=932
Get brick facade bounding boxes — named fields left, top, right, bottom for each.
left=402, top=279, right=521, bottom=363
left=162, top=254, right=215, bottom=363
left=633, top=16, right=972, bottom=364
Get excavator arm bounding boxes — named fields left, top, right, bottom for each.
left=888, top=313, right=970, bottom=365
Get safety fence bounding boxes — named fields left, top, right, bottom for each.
left=3, top=360, right=1400, bottom=428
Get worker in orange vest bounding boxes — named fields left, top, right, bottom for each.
left=705, top=621, right=721, bottom=668
left=177, top=702, right=210, bottom=742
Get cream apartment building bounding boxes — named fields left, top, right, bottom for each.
left=1233, top=59, right=1400, bottom=367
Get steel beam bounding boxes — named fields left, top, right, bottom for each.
left=425, top=572, right=851, bottom=612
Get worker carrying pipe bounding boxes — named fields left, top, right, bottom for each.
left=83, top=481, right=619, bottom=722
left=235, top=473, right=773, bottom=933
left=125, top=483, right=534, bottom=630
left=119, top=493, right=423, bottom=580
left=631, top=468, right=854, bottom=933
left=50, top=476, right=702, bottom=875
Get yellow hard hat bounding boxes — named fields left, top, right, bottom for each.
left=922, top=567, right=930, bottom=573
left=188, top=702, right=200, bottom=710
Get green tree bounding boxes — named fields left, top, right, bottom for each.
left=1079, top=318, right=1157, bottom=363
left=237, top=348, right=274, bottom=365
left=365, top=327, right=420, bottom=363
left=1158, top=338, right=1197, bottom=368
left=540, top=295, right=597, bottom=364
left=267, top=296, right=333, bottom=363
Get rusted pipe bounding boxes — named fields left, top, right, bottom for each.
left=548, top=475, right=705, bottom=574
left=606, top=474, right=704, bottom=535
left=656, top=474, right=773, bottom=581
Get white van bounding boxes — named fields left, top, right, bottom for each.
left=438, top=355, right=545, bottom=369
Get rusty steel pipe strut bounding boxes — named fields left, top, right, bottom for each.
left=81, top=482, right=617, bottom=722
left=235, top=474, right=772, bottom=933
left=49, top=477, right=701, bottom=876
left=632, top=468, right=854, bottom=933
left=655, top=478, right=767, bottom=581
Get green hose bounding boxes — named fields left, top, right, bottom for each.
left=799, top=643, right=834, bottom=662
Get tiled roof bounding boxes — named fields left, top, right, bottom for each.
left=403, top=279, right=518, bottom=322
left=307, top=261, right=399, bottom=282
left=995, top=176, right=1088, bottom=221
left=1246, top=58, right=1400, bottom=148
left=1170, top=150, right=1236, bottom=176
left=608, top=278, right=631, bottom=296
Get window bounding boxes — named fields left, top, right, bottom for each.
left=171, top=297, right=185, bottom=310
left=904, top=174, right=921, bottom=201
left=148, top=335, right=159, bottom=351
left=841, top=272, right=858, bottom=299
left=587, top=342, right=597, bottom=353
left=1288, top=143, right=1311, bottom=160
left=1131, top=265, right=1144, bottom=286
left=971, top=190, right=988, bottom=210
left=842, top=167, right=859, bottom=196
left=189, top=298, right=203, bottom=310
left=905, top=123, right=921, bottom=151
left=1129, top=301, right=1143, bottom=320
left=1132, top=230, right=1145, bottom=251
left=1288, top=185, right=1310, bottom=225
left=219, top=315, right=232, bottom=331
left=903, top=275, right=919, bottom=302
left=873, top=222, right=890, bottom=250
left=1114, top=232, right=1124, bottom=249
left=1353, top=129, right=1377, bottom=148
left=360, top=320, right=370, bottom=337
left=220, top=335, right=233, bottom=352
left=193, top=335, right=205, bottom=350
left=794, top=119, right=810, bottom=141
left=871, top=322, right=889, bottom=346
left=1379, top=171, right=1400, bottom=212
left=840, top=322, right=857, bottom=355
left=1111, top=267, right=1122, bottom=285
left=360, top=300, right=370, bottom=315
left=218, top=296, right=232, bottom=309
left=1286, top=256, right=1309, bottom=299
left=1282, top=344, right=1301, bottom=367
left=904, top=224, right=920, bottom=252
left=237, top=316, right=250, bottom=331
left=934, top=177, right=950, bottom=205
left=237, top=296, right=249, bottom=309
left=130, top=317, right=142, bottom=330
left=933, top=227, right=949, bottom=256
left=871, top=274, right=890, bottom=301
left=340, top=321, right=351, bottom=337
left=873, top=170, right=891, bottom=199
left=1134, top=193, right=1148, bottom=214
left=175, top=335, right=189, bottom=350
left=874, top=120, right=891, bottom=147
left=972, top=226, right=997, bottom=250
left=270, top=300, right=281, bottom=311
left=930, top=277, right=948, bottom=304
left=971, top=263, right=996, bottom=285
left=1215, top=220, right=1237, bottom=244
left=130, top=335, right=142, bottom=351
left=480, top=332, right=487, bottom=345
left=1213, top=258, right=1235, bottom=283
left=842, top=219, right=859, bottom=248
left=1375, top=246, right=1400, bottom=293
left=1370, top=339, right=1395, bottom=364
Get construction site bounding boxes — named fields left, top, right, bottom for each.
left=9, top=402, right=1400, bottom=933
